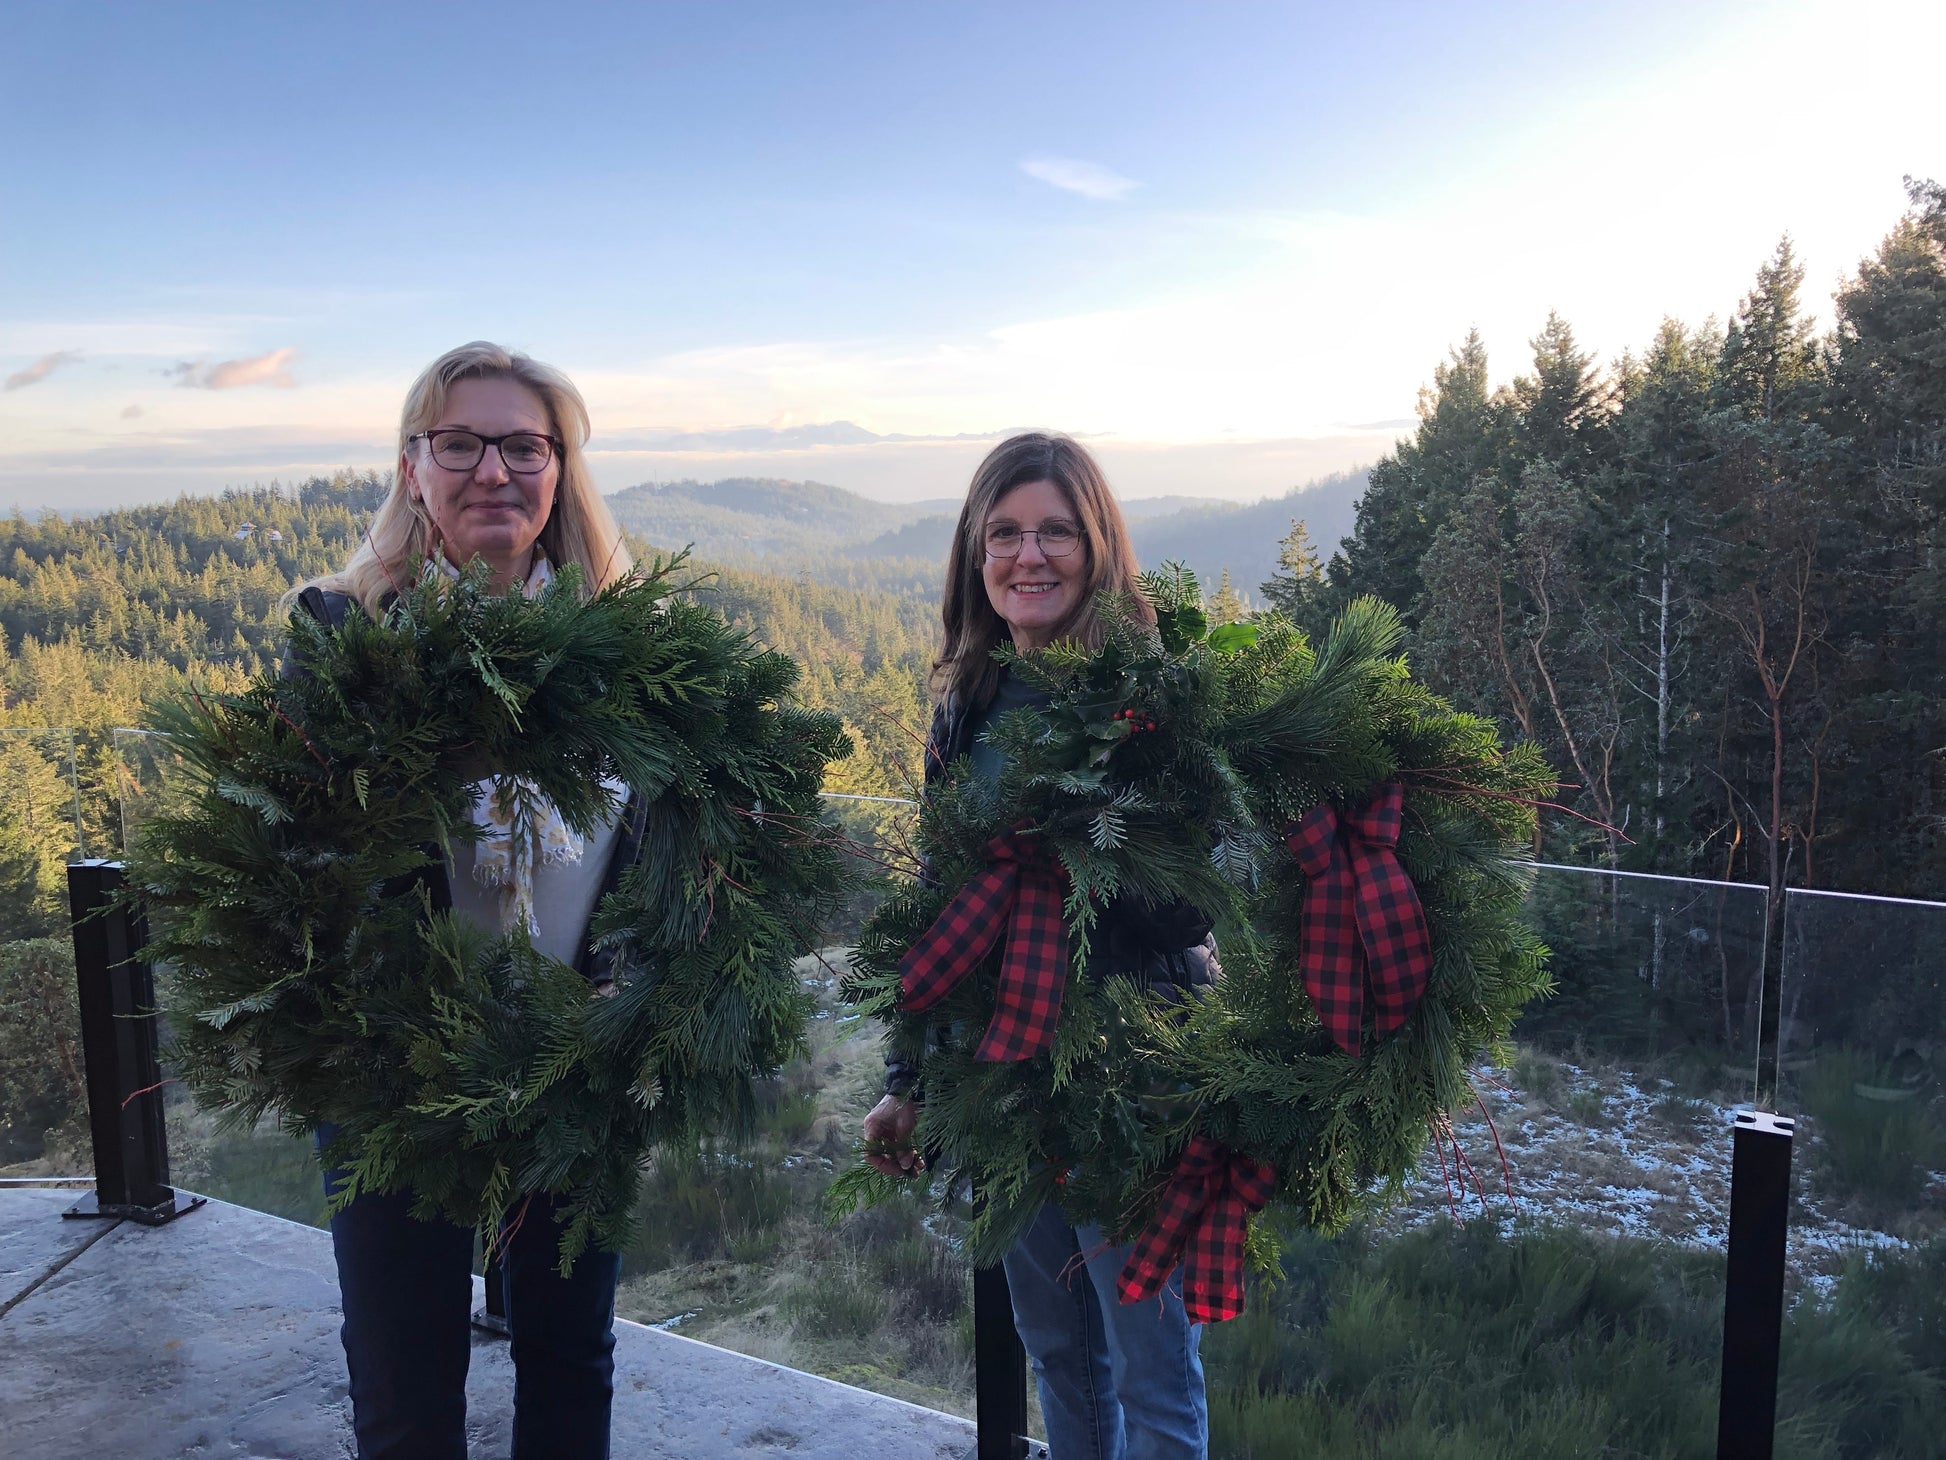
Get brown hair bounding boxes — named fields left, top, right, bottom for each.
left=298, top=341, right=632, bottom=613
left=933, top=432, right=1153, bottom=710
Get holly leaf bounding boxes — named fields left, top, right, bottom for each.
left=1154, top=601, right=1209, bottom=655
left=1207, top=622, right=1261, bottom=655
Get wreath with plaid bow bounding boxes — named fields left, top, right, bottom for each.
left=130, top=558, right=851, bottom=1268
left=836, top=570, right=1553, bottom=1317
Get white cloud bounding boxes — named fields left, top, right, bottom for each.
left=170, top=347, right=299, bottom=390
left=4, top=350, right=81, bottom=391
left=1020, top=156, right=1138, bottom=201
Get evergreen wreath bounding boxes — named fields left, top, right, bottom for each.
left=131, top=558, right=851, bottom=1266
left=836, top=568, right=1553, bottom=1318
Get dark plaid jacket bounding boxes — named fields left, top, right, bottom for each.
left=883, top=684, right=1220, bottom=1095
left=282, top=586, right=647, bottom=990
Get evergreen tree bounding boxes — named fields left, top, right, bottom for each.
left=1814, top=177, right=1946, bottom=893
left=1721, top=238, right=1821, bottom=423
left=1259, top=519, right=1331, bottom=639
left=1334, top=330, right=1514, bottom=625
left=1512, top=311, right=1606, bottom=468
left=1207, top=568, right=1249, bottom=624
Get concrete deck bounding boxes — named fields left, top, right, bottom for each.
left=0, top=1183, right=976, bottom=1460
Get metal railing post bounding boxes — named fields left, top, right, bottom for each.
left=473, top=1247, right=511, bottom=1336
left=1717, top=1109, right=1794, bottom=1459
left=63, top=859, right=203, bottom=1225
left=973, top=1260, right=1031, bottom=1459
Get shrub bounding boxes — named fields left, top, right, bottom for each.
left=1204, top=1218, right=1946, bottom=1458
left=726, top=1223, right=783, bottom=1265
left=783, top=1255, right=888, bottom=1339
left=1565, top=1087, right=1608, bottom=1126
left=875, top=1235, right=966, bottom=1323
left=837, top=1192, right=926, bottom=1252
left=1513, top=1048, right=1563, bottom=1105
left=630, top=1148, right=793, bottom=1270
left=1204, top=1220, right=1725, bottom=1457
left=1802, top=1050, right=1946, bottom=1214
left=753, top=1070, right=822, bottom=1146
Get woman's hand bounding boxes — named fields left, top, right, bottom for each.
left=861, top=1094, right=924, bottom=1178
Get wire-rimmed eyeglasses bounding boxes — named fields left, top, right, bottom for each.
left=984, top=520, right=1082, bottom=558
left=408, top=429, right=563, bottom=474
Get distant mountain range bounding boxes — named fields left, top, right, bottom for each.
left=605, top=470, right=1367, bottom=603
left=603, top=477, right=927, bottom=558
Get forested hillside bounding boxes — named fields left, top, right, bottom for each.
left=2, top=180, right=1938, bottom=932
left=1265, top=178, right=1946, bottom=902
left=0, top=473, right=936, bottom=938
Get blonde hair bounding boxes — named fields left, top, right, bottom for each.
left=301, top=341, right=632, bottom=613
left=934, top=432, right=1154, bottom=710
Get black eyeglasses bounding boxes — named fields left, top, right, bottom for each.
left=984, top=519, right=1082, bottom=558
left=408, top=429, right=563, bottom=474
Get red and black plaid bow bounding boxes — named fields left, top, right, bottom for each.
left=1284, top=780, right=1434, bottom=1057
left=899, top=825, right=1068, bottom=1062
left=1116, top=1135, right=1276, bottom=1324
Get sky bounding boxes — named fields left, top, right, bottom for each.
left=1, top=0, right=1941, bottom=512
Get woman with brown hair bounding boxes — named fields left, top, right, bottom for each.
left=862, top=432, right=1214, bottom=1459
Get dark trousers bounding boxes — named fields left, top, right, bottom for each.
left=324, top=1156, right=621, bottom=1460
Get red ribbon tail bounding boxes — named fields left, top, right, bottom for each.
left=1302, top=859, right=1364, bottom=1057
left=1182, top=1156, right=1277, bottom=1324
left=1180, top=1188, right=1252, bottom=1324
left=971, top=866, right=1069, bottom=1061
left=1116, top=1142, right=1221, bottom=1306
left=1349, top=845, right=1435, bottom=1038
left=1115, top=1208, right=1192, bottom=1308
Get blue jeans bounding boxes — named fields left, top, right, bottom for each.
left=321, top=1139, right=621, bottom=1460
left=1002, top=1202, right=1208, bottom=1460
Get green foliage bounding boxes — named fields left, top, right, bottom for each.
left=1207, top=1220, right=1946, bottom=1459
left=839, top=584, right=1553, bottom=1270
left=0, top=732, right=82, bottom=939
left=1317, top=186, right=1946, bottom=905
left=131, top=558, right=853, bottom=1266
left=781, top=1255, right=892, bottom=1338
left=632, top=1147, right=796, bottom=1269
left=0, top=937, right=85, bottom=1163
left=0, top=470, right=934, bottom=865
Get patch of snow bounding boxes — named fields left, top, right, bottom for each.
left=1378, top=1054, right=1927, bottom=1283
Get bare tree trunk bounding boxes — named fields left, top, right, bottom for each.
left=1656, top=519, right=1671, bottom=843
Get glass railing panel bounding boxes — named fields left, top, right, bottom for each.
left=0, top=727, right=88, bottom=1178
left=1522, top=862, right=1771, bottom=1103
left=1775, top=887, right=1946, bottom=1452
left=610, top=792, right=979, bottom=1418
left=1207, top=862, right=1767, bottom=1455
left=616, top=958, right=978, bottom=1420
left=110, top=725, right=183, bottom=857
left=112, top=725, right=327, bottom=1222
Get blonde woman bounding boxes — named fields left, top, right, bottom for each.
left=863, top=433, right=1215, bottom=1460
left=290, top=342, right=637, bottom=1460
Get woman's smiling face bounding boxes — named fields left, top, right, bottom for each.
left=980, top=478, right=1090, bottom=651
left=404, top=374, right=559, bottom=588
